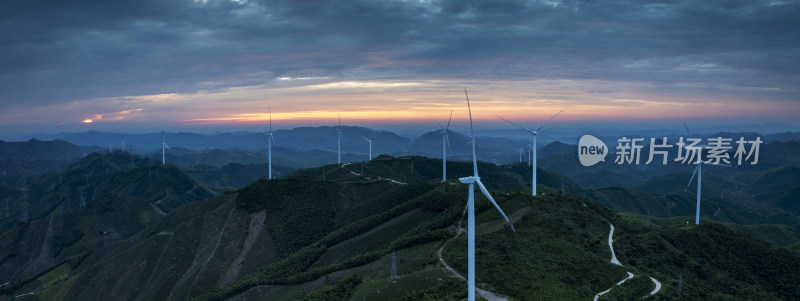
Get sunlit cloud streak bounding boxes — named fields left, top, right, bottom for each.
left=0, top=0, right=797, bottom=134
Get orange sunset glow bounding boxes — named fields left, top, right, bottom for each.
left=0, top=0, right=795, bottom=137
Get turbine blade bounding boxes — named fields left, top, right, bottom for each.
left=361, top=136, right=371, bottom=142
left=446, top=110, right=453, bottom=130
left=465, top=89, right=474, bottom=139
left=270, top=134, right=276, bottom=144
left=536, top=108, right=567, bottom=132
left=476, top=179, right=515, bottom=232
left=687, top=165, right=699, bottom=188
left=496, top=115, right=534, bottom=133
left=269, top=104, right=272, bottom=132
left=164, top=143, right=171, bottom=150
left=465, top=89, right=478, bottom=177
left=684, top=123, right=691, bottom=135
left=438, top=122, right=444, bottom=130
left=445, top=134, right=452, bottom=154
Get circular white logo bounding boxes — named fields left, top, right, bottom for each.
left=578, top=135, right=608, bottom=167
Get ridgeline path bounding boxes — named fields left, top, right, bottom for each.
left=437, top=226, right=509, bottom=301
left=594, top=223, right=663, bottom=300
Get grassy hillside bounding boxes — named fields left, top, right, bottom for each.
left=0, top=151, right=220, bottom=298
left=1, top=155, right=798, bottom=301
left=442, top=190, right=620, bottom=300
left=442, top=190, right=800, bottom=300
left=182, top=163, right=293, bottom=188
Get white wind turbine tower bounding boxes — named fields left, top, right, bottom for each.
left=528, top=144, right=532, bottom=166
left=460, top=89, right=516, bottom=301
left=361, top=136, right=373, bottom=160
left=161, top=138, right=170, bottom=165
left=686, top=158, right=730, bottom=225
left=439, top=111, right=453, bottom=182
left=497, top=108, right=566, bottom=196
left=267, top=107, right=276, bottom=179
left=336, top=116, right=342, bottom=164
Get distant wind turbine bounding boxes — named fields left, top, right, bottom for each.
left=267, top=106, right=276, bottom=179
left=497, top=108, right=566, bottom=196
left=460, top=89, right=516, bottom=301
left=337, top=116, right=342, bottom=164
left=361, top=136, right=372, bottom=160
left=439, top=111, right=453, bottom=182
left=161, top=138, right=170, bottom=165
left=528, top=144, right=532, bottom=166
left=686, top=159, right=730, bottom=225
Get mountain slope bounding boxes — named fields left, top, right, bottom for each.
left=0, top=139, right=98, bottom=162
left=0, top=152, right=219, bottom=296
left=442, top=191, right=800, bottom=300
left=2, top=155, right=798, bottom=301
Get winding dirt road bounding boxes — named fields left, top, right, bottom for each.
left=593, top=272, right=634, bottom=301
left=594, top=223, right=663, bottom=300
left=437, top=228, right=509, bottom=301
left=608, top=224, right=621, bottom=266
left=649, top=277, right=662, bottom=295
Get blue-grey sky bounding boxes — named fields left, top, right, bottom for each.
left=1, top=0, right=798, bottom=135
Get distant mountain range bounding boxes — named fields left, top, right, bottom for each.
left=24, top=128, right=798, bottom=156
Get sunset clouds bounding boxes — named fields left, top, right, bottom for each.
left=1, top=0, right=798, bottom=134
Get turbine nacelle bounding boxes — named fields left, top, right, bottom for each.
left=687, top=160, right=730, bottom=188
left=458, top=175, right=478, bottom=184
left=458, top=175, right=517, bottom=233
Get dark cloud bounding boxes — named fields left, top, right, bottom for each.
left=0, top=0, right=798, bottom=109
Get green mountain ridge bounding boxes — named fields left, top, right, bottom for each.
left=0, top=156, right=797, bottom=300
left=0, top=151, right=220, bottom=294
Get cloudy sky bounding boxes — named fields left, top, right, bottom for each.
left=1, top=0, right=798, bottom=135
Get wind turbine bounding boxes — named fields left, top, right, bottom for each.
left=460, top=89, right=516, bottom=301
left=267, top=106, right=276, bottom=179
left=686, top=159, right=730, bottom=225
left=336, top=116, right=342, bottom=164
left=528, top=144, right=532, bottom=166
left=439, top=111, right=453, bottom=182
left=161, top=138, right=170, bottom=165
left=361, top=136, right=372, bottom=160
left=497, top=108, right=566, bottom=196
